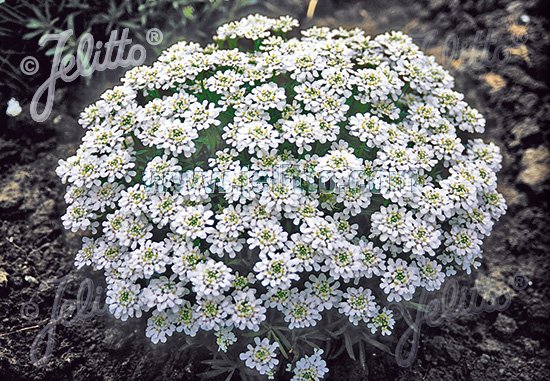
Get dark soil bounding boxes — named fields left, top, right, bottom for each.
left=1, top=0, right=549, bottom=380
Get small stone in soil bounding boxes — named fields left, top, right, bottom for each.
left=0, top=269, right=8, bottom=287
left=518, top=146, right=550, bottom=192
left=493, top=313, right=518, bottom=336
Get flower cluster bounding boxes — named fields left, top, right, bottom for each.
left=58, top=14, right=506, bottom=379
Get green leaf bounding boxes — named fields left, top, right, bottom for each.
left=273, top=328, right=292, bottom=349
left=201, top=359, right=231, bottom=366
left=23, top=29, right=44, bottom=40
left=361, top=333, right=394, bottom=355
left=25, top=19, right=44, bottom=29
left=269, top=329, right=289, bottom=359
left=119, top=20, right=140, bottom=29
left=333, top=323, right=348, bottom=336
left=28, top=4, right=46, bottom=20
left=224, top=369, right=235, bottom=381
left=198, top=368, right=232, bottom=378
left=344, top=333, right=356, bottom=360
left=183, top=5, right=194, bottom=19
left=324, top=329, right=339, bottom=339
left=359, top=340, right=366, bottom=369
left=404, top=300, right=429, bottom=312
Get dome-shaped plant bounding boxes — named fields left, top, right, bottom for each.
left=57, top=14, right=506, bottom=380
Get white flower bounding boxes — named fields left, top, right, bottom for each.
left=370, top=204, right=414, bottom=244
left=335, top=186, right=372, bottom=216
left=183, top=100, right=221, bottom=130
left=347, top=113, right=390, bottom=148
left=300, top=216, right=339, bottom=253
left=215, top=204, right=250, bottom=236
left=188, top=259, right=234, bottom=297
left=141, top=274, right=189, bottom=312
left=466, top=139, right=502, bottom=172
left=174, top=300, right=200, bottom=336
left=338, top=287, right=377, bottom=325
left=456, top=106, right=485, bottom=133
left=206, top=70, right=244, bottom=94
left=195, top=295, right=231, bottom=331
left=321, top=241, right=362, bottom=281
left=162, top=90, right=198, bottom=117
left=82, top=125, right=125, bottom=154
left=248, top=83, right=286, bottom=110
left=220, top=166, right=259, bottom=203
left=58, top=14, right=506, bottom=369
left=86, top=180, right=125, bottom=213
left=282, top=114, right=321, bottom=153
left=380, top=258, right=420, bottom=302
left=316, top=141, right=363, bottom=184
left=247, top=219, right=288, bottom=253
left=74, top=237, right=96, bottom=268
left=402, top=217, right=442, bottom=257
left=356, top=238, right=386, bottom=278
left=368, top=307, right=395, bottom=336
left=290, top=348, right=329, bottom=381
left=452, top=207, right=494, bottom=237
left=304, top=274, right=342, bottom=311
left=129, top=239, right=170, bottom=279
left=284, top=197, right=323, bottom=226
left=106, top=279, right=143, bottom=321
left=254, top=251, right=300, bottom=289
left=294, top=81, right=323, bottom=111
left=170, top=238, right=206, bottom=278
left=284, top=233, right=323, bottom=272
left=206, top=229, right=245, bottom=258
left=146, top=309, right=177, bottom=344
left=417, top=185, right=454, bottom=222
left=481, top=190, right=507, bottom=220
left=259, top=182, right=302, bottom=213
left=143, top=155, right=182, bottom=190
left=444, top=225, right=482, bottom=259
left=92, top=239, right=127, bottom=271
left=376, top=170, right=419, bottom=206
left=215, top=327, right=238, bottom=352
left=148, top=191, right=183, bottom=227
left=6, top=97, right=22, bottom=117
left=283, top=291, right=322, bottom=329
left=416, top=257, right=446, bottom=291
left=232, top=120, right=281, bottom=154
left=99, top=148, right=136, bottom=183
left=239, top=337, right=279, bottom=377
left=352, top=67, right=393, bottom=103
left=375, top=144, right=418, bottom=172
left=62, top=202, right=98, bottom=232
left=117, top=214, right=153, bottom=249
left=171, top=204, right=214, bottom=239
left=154, top=119, right=198, bottom=157
left=179, top=168, right=215, bottom=202
left=119, top=184, right=149, bottom=215
left=440, top=176, right=478, bottom=211
left=230, top=289, right=267, bottom=331
left=262, top=288, right=294, bottom=311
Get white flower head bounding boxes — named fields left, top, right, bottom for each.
left=239, top=337, right=280, bottom=377
left=58, top=14, right=506, bottom=373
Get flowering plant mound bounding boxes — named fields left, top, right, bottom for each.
left=57, top=14, right=506, bottom=379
